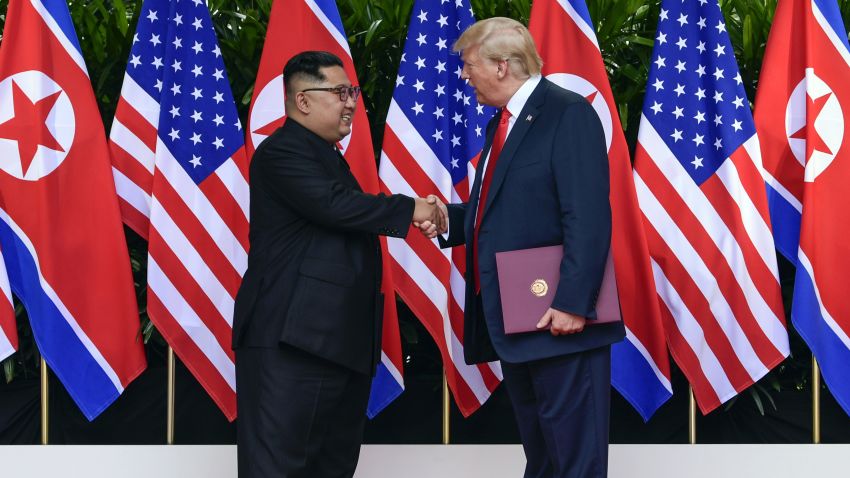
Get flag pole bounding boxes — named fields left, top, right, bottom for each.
left=167, top=346, right=176, bottom=444
left=812, top=355, right=821, bottom=444
left=40, top=357, right=48, bottom=445
left=688, top=385, right=697, bottom=444
left=442, top=369, right=450, bottom=444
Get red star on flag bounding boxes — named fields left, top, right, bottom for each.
left=0, top=81, right=65, bottom=176
left=789, top=91, right=833, bottom=161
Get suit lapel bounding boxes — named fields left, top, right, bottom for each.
left=325, top=144, right=362, bottom=191
left=466, top=114, right=499, bottom=239
left=481, top=80, right=548, bottom=221
left=287, top=118, right=361, bottom=191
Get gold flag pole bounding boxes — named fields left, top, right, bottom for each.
left=167, top=346, right=176, bottom=444
left=442, top=369, right=450, bottom=445
left=40, top=357, right=48, bottom=445
left=688, top=385, right=697, bottom=444
left=812, top=355, right=821, bottom=444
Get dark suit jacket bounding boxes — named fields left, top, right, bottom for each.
left=441, top=78, right=626, bottom=365
left=232, top=118, right=413, bottom=376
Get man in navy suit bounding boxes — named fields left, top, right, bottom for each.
left=421, top=18, right=625, bottom=478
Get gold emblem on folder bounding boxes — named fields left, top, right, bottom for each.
left=530, top=279, right=548, bottom=297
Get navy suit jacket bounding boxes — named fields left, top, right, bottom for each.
left=441, top=78, right=625, bottom=365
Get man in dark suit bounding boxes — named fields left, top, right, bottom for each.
left=421, top=18, right=625, bottom=478
left=232, top=51, right=444, bottom=478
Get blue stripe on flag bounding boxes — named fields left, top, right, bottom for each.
left=313, top=0, right=348, bottom=44
left=566, top=0, right=594, bottom=30
left=765, top=186, right=801, bottom=264
left=611, top=338, right=672, bottom=422
left=0, top=222, right=118, bottom=421
left=813, top=0, right=850, bottom=53
left=40, top=0, right=84, bottom=57
left=367, top=361, right=404, bottom=419
left=792, top=264, right=850, bottom=415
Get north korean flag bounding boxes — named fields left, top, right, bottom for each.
left=754, top=0, right=850, bottom=415
left=0, top=0, right=145, bottom=420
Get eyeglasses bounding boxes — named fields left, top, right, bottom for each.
left=300, top=85, right=361, bottom=102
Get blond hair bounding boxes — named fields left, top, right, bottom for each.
left=453, top=17, right=543, bottom=79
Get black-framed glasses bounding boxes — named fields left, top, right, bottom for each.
left=300, top=85, right=361, bottom=102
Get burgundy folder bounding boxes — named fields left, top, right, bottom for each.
left=495, top=245, right=621, bottom=334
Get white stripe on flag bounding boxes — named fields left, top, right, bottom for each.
left=812, top=2, right=850, bottom=66
left=30, top=0, right=88, bottom=76
left=0, top=207, right=123, bottom=391
left=386, top=237, right=491, bottom=404
left=639, top=117, right=784, bottom=345
left=156, top=142, right=248, bottom=274
left=0, top=251, right=14, bottom=358
left=385, top=101, right=455, bottom=192
left=762, top=169, right=802, bottom=213
left=304, top=0, right=351, bottom=56
left=214, top=158, right=250, bottom=223
left=381, top=350, right=404, bottom=389
left=624, top=325, right=673, bottom=392
left=110, top=119, right=156, bottom=174
left=149, top=197, right=235, bottom=324
left=0, top=331, right=13, bottom=360
left=716, top=136, right=780, bottom=280
left=554, top=0, right=600, bottom=49
left=649, top=259, right=738, bottom=402
left=743, top=133, right=802, bottom=214
left=633, top=171, right=768, bottom=381
left=147, top=257, right=235, bottom=390
left=0, top=251, right=12, bottom=303
left=112, top=166, right=152, bottom=219
left=117, top=73, right=160, bottom=127
left=798, top=249, right=850, bottom=350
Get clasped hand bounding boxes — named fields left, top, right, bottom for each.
left=413, top=195, right=448, bottom=239
left=537, top=308, right=586, bottom=336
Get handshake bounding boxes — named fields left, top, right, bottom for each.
left=413, top=195, right=448, bottom=239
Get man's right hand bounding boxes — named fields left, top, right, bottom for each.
left=413, top=195, right=448, bottom=238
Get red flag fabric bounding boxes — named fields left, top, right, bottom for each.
left=0, top=0, right=145, bottom=420
left=754, top=0, right=850, bottom=415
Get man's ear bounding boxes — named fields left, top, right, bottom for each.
left=496, top=59, right=508, bottom=79
left=294, top=91, right=310, bottom=114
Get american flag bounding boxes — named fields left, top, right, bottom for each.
left=633, top=0, right=790, bottom=413
left=0, top=248, right=16, bottom=362
left=529, top=0, right=673, bottom=421
left=755, top=0, right=850, bottom=415
left=109, top=0, right=249, bottom=420
left=378, top=0, right=502, bottom=416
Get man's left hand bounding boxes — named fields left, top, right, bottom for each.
left=536, top=308, right=585, bottom=336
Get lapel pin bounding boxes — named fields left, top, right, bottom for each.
left=526, top=114, right=533, bottom=122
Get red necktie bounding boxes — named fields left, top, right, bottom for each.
left=474, top=108, right=511, bottom=293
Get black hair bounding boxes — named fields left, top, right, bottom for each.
left=283, top=51, right=344, bottom=96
